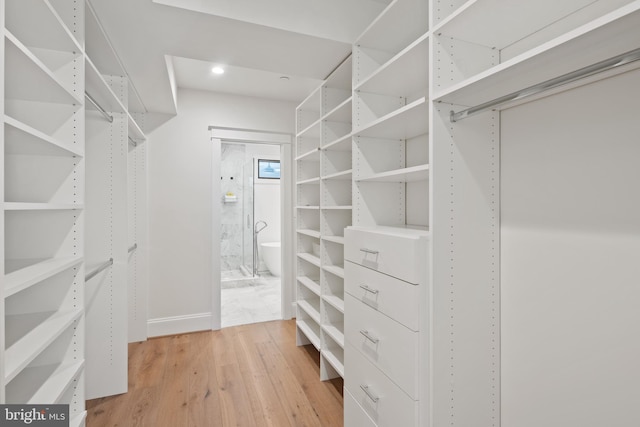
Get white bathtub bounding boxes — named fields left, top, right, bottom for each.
left=260, top=241, right=281, bottom=277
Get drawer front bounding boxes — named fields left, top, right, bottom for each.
left=344, top=388, right=377, bottom=427
left=345, top=293, right=419, bottom=399
left=345, top=343, right=418, bottom=427
left=344, top=228, right=427, bottom=284
left=345, top=261, right=419, bottom=331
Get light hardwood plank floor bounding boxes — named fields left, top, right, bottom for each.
left=86, top=320, right=344, bottom=427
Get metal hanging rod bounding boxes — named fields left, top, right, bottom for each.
left=85, top=258, right=114, bottom=282
left=128, top=243, right=138, bottom=254
left=85, top=91, right=114, bottom=123
left=450, top=47, right=640, bottom=123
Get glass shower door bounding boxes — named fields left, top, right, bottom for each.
left=241, top=158, right=255, bottom=276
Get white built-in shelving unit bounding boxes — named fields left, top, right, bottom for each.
left=2, top=0, right=86, bottom=422
left=83, top=0, right=147, bottom=400
left=344, top=0, right=430, bottom=425
left=1, top=0, right=149, bottom=414
left=429, top=1, right=640, bottom=427
left=295, top=56, right=353, bottom=380
left=352, top=0, right=429, bottom=230
left=337, top=0, right=640, bottom=423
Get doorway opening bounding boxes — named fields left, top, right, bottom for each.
left=220, top=142, right=281, bottom=327
left=211, top=127, right=293, bottom=330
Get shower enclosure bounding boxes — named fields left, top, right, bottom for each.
left=221, top=143, right=266, bottom=280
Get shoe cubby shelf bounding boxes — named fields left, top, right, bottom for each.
left=296, top=55, right=352, bottom=381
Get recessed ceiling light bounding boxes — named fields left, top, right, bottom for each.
left=211, top=66, right=225, bottom=75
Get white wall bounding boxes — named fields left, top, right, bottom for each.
left=147, top=88, right=295, bottom=336
left=249, top=146, right=281, bottom=250
left=501, top=70, right=640, bottom=426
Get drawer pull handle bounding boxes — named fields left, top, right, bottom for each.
left=359, top=284, right=379, bottom=295
left=360, top=248, right=379, bottom=255
left=359, top=330, right=379, bottom=344
left=360, top=384, right=379, bottom=403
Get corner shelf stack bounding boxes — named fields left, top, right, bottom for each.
left=295, top=57, right=352, bottom=380
left=2, top=0, right=86, bottom=424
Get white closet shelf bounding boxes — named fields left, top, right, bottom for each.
left=324, top=56, right=352, bottom=90
left=323, top=265, right=345, bottom=279
left=356, top=32, right=429, bottom=98
left=128, top=114, right=146, bottom=140
left=296, top=118, right=322, bottom=138
left=323, top=97, right=352, bottom=123
left=5, top=115, right=83, bottom=157
left=297, top=177, right=321, bottom=185
left=433, top=0, right=631, bottom=52
left=321, top=348, right=345, bottom=377
left=4, top=256, right=83, bottom=298
left=323, top=169, right=353, bottom=181
left=5, top=31, right=83, bottom=105
left=296, top=205, right=320, bottom=210
left=322, top=235, right=346, bottom=245
left=4, top=309, right=82, bottom=383
left=353, top=97, right=428, bottom=140
left=5, top=0, right=83, bottom=53
left=298, top=276, right=321, bottom=296
left=321, top=205, right=352, bottom=211
left=298, top=252, right=322, bottom=268
left=358, top=164, right=429, bottom=183
left=349, top=224, right=430, bottom=238
left=7, top=361, right=84, bottom=405
left=297, top=319, right=321, bottom=350
left=322, top=133, right=352, bottom=151
left=298, top=300, right=321, bottom=324
left=295, top=147, right=320, bottom=161
left=298, top=229, right=321, bottom=239
left=86, top=2, right=125, bottom=76
left=297, top=86, right=322, bottom=116
left=4, top=203, right=84, bottom=211
left=85, top=56, right=127, bottom=114
left=355, top=0, right=429, bottom=53
left=433, top=3, right=640, bottom=108
left=322, top=323, right=345, bottom=348
left=323, top=294, right=345, bottom=313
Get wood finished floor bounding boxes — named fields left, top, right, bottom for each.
left=86, top=320, right=344, bottom=427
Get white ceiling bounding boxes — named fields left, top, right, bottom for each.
left=87, top=0, right=389, bottom=115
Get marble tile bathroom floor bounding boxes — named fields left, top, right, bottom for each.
left=221, top=272, right=282, bottom=328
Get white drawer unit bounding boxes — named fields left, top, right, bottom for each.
left=345, top=342, right=419, bottom=427
left=344, top=226, right=428, bottom=284
left=345, top=260, right=420, bottom=331
left=344, top=225, right=429, bottom=427
left=344, top=386, right=378, bottom=427
left=344, top=293, right=420, bottom=398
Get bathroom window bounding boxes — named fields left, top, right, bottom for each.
left=258, top=159, right=280, bottom=179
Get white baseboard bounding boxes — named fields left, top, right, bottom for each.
left=147, top=312, right=213, bottom=337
